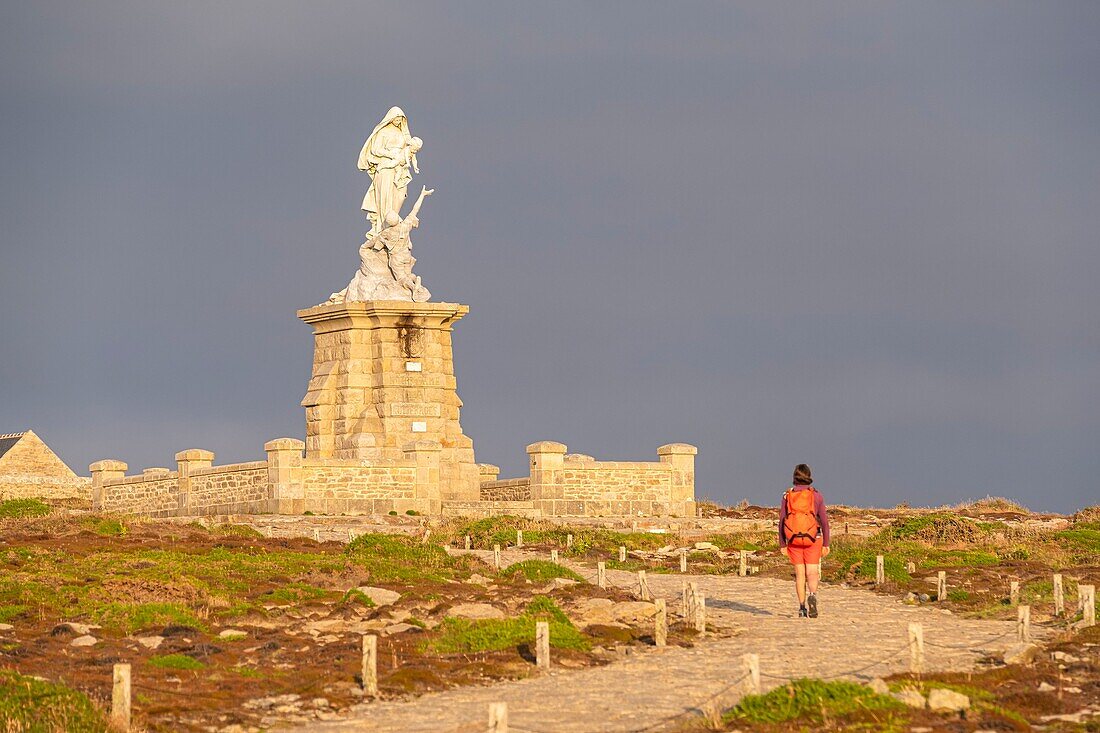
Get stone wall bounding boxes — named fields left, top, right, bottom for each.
left=480, top=477, right=531, bottom=502
left=515, top=441, right=698, bottom=517
left=188, top=462, right=269, bottom=515
left=97, top=471, right=179, bottom=517
left=302, top=459, right=418, bottom=514
left=92, top=437, right=445, bottom=518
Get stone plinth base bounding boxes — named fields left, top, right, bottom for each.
left=298, top=300, right=479, bottom=502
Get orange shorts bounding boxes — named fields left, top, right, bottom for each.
left=786, top=537, right=823, bottom=565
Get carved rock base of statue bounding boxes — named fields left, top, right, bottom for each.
left=298, top=301, right=479, bottom=502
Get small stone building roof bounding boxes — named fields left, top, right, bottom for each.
left=0, top=432, right=27, bottom=460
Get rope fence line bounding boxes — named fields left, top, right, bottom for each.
left=923, top=626, right=1017, bottom=650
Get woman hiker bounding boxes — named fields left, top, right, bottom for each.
left=778, top=463, right=831, bottom=617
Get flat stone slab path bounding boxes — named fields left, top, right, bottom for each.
left=295, top=549, right=1035, bottom=733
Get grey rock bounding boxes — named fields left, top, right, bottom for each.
left=866, top=678, right=890, bottom=695
left=135, top=635, right=164, bottom=649
left=70, top=635, right=98, bottom=647
left=918, top=593, right=931, bottom=602
left=928, top=687, right=970, bottom=713
left=355, top=586, right=401, bottom=607
left=1003, top=642, right=1042, bottom=666
left=892, top=687, right=926, bottom=708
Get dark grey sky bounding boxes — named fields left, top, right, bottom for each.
left=2, top=2, right=1097, bottom=513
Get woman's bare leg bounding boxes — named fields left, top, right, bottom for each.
left=793, top=563, right=807, bottom=604
left=806, top=562, right=821, bottom=595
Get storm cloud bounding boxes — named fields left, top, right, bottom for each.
left=1, top=2, right=1097, bottom=512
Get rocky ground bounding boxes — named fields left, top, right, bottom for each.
left=0, top=498, right=1097, bottom=732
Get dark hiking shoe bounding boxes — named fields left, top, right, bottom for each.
left=798, top=604, right=808, bottom=618
left=807, top=593, right=819, bottom=618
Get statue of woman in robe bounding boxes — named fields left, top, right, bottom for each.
left=358, top=106, right=422, bottom=237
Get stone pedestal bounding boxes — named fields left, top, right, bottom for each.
left=297, top=301, right=479, bottom=501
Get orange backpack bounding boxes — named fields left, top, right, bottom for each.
left=783, top=487, right=820, bottom=548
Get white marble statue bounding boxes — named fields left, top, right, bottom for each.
left=358, top=106, right=422, bottom=238
left=331, top=186, right=433, bottom=304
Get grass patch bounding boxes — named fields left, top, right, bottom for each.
left=726, top=679, right=903, bottom=725
left=0, top=499, right=51, bottom=518
left=346, top=533, right=472, bottom=583
left=81, top=517, right=126, bottom=537
left=428, top=596, right=589, bottom=653
left=881, top=513, right=980, bottom=544
left=0, top=669, right=110, bottom=732
left=265, top=582, right=338, bottom=605
left=502, top=560, right=584, bottom=583
left=340, top=588, right=377, bottom=607
left=91, top=601, right=205, bottom=633
left=148, top=653, right=206, bottom=670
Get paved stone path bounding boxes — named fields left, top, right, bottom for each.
left=293, top=549, right=1037, bottom=733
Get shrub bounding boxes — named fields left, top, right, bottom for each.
left=880, top=513, right=980, bottom=545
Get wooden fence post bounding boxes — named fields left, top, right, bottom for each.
left=619, top=545, right=627, bottom=563
left=1053, top=573, right=1064, bottom=617
left=551, top=549, right=559, bottom=563
left=680, top=548, right=688, bottom=573
left=875, top=555, right=885, bottom=586
left=488, top=702, right=508, bottom=733
left=1010, top=581, right=1020, bottom=606
left=907, top=623, right=924, bottom=675
left=743, top=653, right=760, bottom=694
left=1080, top=584, right=1096, bottom=628
left=494, top=544, right=501, bottom=570
left=695, top=592, right=706, bottom=635
left=313, top=528, right=321, bottom=542
left=739, top=550, right=747, bottom=577
left=654, top=599, right=667, bottom=647
left=597, top=561, right=607, bottom=589
left=347, top=528, right=355, bottom=542
left=535, top=621, right=550, bottom=670
left=111, top=663, right=131, bottom=731
left=464, top=534, right=471, bottom=551
left=516, top=530, right=523, bottom=548
left=362, top=634, right=378, bottom=695
left=937, top=571, right=947, bottom=601
left=631, top=520, right=638, bottom=533
left=1017, top=605, right=1031, bottom=642
left=906, top=560, right=916, bottom=574
left=638, top=570, right=651, bottom=601
left=566, top=533, right=573, bottom=550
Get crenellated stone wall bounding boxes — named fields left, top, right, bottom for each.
left=91, top=438, right=696, bottom=519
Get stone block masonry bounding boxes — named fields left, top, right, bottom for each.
left=0, top=430, right=89, bottom=501
left=479, top=442, right=697, bottom=517
left=92, top=437, right=444, bottom=518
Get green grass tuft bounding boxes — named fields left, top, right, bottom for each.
left=0, top=499, right=51, bottom=518
left=501, top=560, right=584, bottom=583
left=0, top=669, right=110, bottom=732
left=429, top=596, right=589, bottom=653
left=148, top=653, right=206, bottom=670
left=346, top=532, right=471, bottom=583
left=726, top=679, right=903, bottom=724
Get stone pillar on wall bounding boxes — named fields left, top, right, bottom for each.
left=265, top=438, right=304, bottom=515
left=478, top=463, right=501, bottom=483
left=403, top=439, right=442, bottom=515
left=297, top=301, right=480, bottom=503
left=89, top=460, right=127, bottom=510
left=657, top=443, right=698, bottom=517
left=175, top=449, right=214, bottom=516
left=527, top=441, right=566, bottom=516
